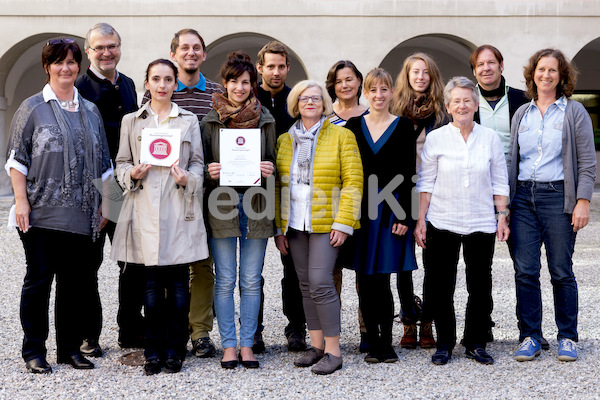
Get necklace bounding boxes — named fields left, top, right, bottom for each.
left=59, top=99, right=77, bottom=109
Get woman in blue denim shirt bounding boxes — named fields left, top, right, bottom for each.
left=508, top=48, right=596, bottom=363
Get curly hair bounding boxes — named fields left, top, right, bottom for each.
left=523, top=48, right=578, bottom=100
left=391, top=53, right=447, bottom=127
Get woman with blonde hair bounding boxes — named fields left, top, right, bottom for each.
left=275, top=80, right=363, bottom=374
left=391, top=53, right=449, bottom=350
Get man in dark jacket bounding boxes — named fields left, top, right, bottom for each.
left=471, top=44, right=529, bottom=157
left=255, top=41, right=307, bottom=353
left=75, top=22, right=141, bottom=356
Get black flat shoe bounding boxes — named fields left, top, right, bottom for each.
left=220, top=359, right=238, bottom=369
left=144, top=359, right=162, bottom=376
left=164, top=358, right=183, bottom=374
left=466, top=348, right=494, bottom=365
left=57, top=353, right=94, bottom=369
left=25, top=357, right=52, bottom=374
left=238, top=354, right=259, bottom=369
left=431, top=349, right=452, bottom=365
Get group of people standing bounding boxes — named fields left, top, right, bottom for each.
left=5, top=22, right=595, bottom=377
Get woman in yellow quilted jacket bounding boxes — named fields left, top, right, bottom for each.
left=275, top=80, right=363, bottom=375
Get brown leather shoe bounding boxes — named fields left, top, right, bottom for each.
left=419, top=322, right=436, bottom=348
left=400, top=322, right=418, bottom=349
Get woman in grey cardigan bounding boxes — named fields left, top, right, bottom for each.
left=508, top=48, right=596, bottom=363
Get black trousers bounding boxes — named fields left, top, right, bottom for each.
left=19, top=227, right=101, bottom=361
left=79, top=220, right=145, bottom=345
left=79, top=221, right=113, bottom=343
left=396, top=271, right=417, bottom=323
left=356, top=272, right=394, bottom=352
left=144, top=264, right=190, bottom=360
left=423, top=223, right=495, bottom=351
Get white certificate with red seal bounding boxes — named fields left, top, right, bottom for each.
left=140, top=128, right=181, bottom=167
left=219, top=128, right=261, bottom=186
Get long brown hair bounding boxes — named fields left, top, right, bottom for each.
left=391, top=53, right=446, bottom=127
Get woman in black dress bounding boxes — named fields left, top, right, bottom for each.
left=345, top=68, right=416, bottom=363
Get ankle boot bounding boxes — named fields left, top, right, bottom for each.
left=419, top=321, right=436, bottom=348
left=400, top=322, right=418, bottom=349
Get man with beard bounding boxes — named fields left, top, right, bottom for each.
left=253, top=41, right=306, bottom=353
left=142, top=29, right=223, bottom=359
left=75, top=22, right=140, bottom=355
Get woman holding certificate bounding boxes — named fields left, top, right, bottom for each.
left=201, top=52, right=276, bottom=369
left=275, top=80, right=363, bottom=375
left=112, top=59, right=208, bottom=376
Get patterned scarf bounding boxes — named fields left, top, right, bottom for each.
left=212, top=92, right=261, bottom=129
left=49, top=97, right=102, bottom=240
left=404, top=93, right=435, bottom=123
left=289, top=116, right=324, bottom=185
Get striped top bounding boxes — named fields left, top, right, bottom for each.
left=142, top=78, right=224, bottom=122
left=328, top=108, right=370, bottom=127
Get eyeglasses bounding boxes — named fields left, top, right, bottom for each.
left=88, top=44, right=121, bottom=54
left=46, top=38, right=75, bottom=46
left=298, top=95, right=323, bottom=103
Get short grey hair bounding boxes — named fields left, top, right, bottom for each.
left=443, top=76, right=479, bottom=107
left=287, top=80, right=334, bottom=119
left=84, top=23, right=121, bottom=50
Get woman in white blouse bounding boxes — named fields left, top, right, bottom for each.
left=414, top=76, right=510, bottom=366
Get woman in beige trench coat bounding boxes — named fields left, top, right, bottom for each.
left=111, top=59, right=208, bottom=376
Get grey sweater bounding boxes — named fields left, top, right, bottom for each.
left=507, top=98, right=596, bottom=213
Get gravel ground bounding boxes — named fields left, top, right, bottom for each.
left=0, top=195, right=600, bottom=399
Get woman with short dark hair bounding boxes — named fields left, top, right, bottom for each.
left=325, top=60, right=369, bottom=126
left=201, top=51, right=276, bottom=369
left=6, top=39, right=112, bottom=373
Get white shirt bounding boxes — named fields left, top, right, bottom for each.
left=287, top=142, right=312, bottom=232
left=417, top=122, right=509, bottom=235
left=147, top=102, right=180, bottom=128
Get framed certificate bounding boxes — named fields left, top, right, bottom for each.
left=140, top=128, right=181, bottom=167
left=219, top=128, right=261, bottom=186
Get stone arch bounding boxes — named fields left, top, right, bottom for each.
left=572, top=38, right=600, bottom=151
left=379, top=34, right=476, bottom=84
left=0, top=33, right=87, bottom=194
left=202, top=32, right=308, bottom=86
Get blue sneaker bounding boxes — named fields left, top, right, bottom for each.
left=558, top=339, right=578, bottom=361
left=514, top=337, right=541, bottom=361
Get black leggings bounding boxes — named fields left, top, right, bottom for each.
left=356, top=272, right=394, bottom=352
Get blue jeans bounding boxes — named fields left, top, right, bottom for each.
left=510, top=181, right=578, bottom=343
left=210, top=194, right=267, bottom=349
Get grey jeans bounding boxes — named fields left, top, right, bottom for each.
left=287, top=229, right=341, bottom=337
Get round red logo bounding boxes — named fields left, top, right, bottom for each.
left=236, top=136, right=246, bottom=146
left=149, top=139, right=171, bottom=159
